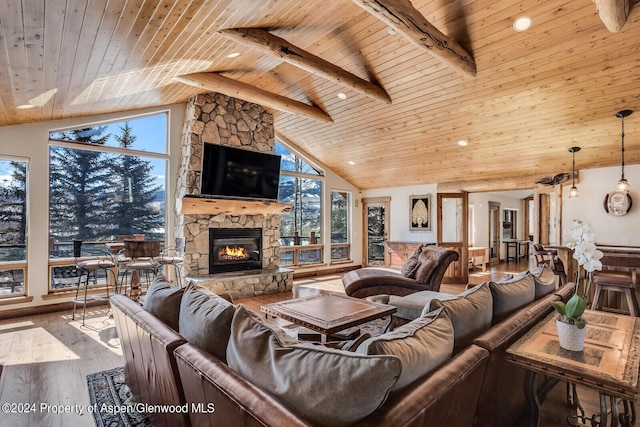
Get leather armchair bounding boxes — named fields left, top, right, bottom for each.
left=342, top=246, right=459, bottom=298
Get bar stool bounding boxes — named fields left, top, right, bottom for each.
left=72, top=240, right=118, bottom=326
left=591, top=255, right=640, bottom=317
left=119, top=240, right=161, bottom=301
left=154, top=237, right=185, bottom=287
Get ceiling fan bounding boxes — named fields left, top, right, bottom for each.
left=535, top=172, right=572, bottom=186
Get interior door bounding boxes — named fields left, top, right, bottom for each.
left=362, top=197, right=390, bottom=267
left=533, top=186, right=562, bottom=245
left=437, top=192, right=468, bottom=284
left=488, top=201, right=501, bottom=265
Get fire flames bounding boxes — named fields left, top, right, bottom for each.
left=218, top=245, right=249, bottom=261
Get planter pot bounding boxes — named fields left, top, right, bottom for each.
left=556, top=319, right=586, bottom=351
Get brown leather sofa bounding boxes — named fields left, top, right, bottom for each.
left=110, top=273, right=574, bottom=427
left=342, top=245, right=460, bottom=298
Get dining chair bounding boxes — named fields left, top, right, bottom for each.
left=532, top=244, right=567, bottom=285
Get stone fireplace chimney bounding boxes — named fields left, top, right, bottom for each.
left=175, top=93, right=292, bottom=297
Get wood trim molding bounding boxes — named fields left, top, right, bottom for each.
left=351, top=0, right=476, bottom=77
left=179, top=197, right=292, bottom=216
left=218, top=28, right=392, bottom=105
left=174, top=72, right=333, bottom=123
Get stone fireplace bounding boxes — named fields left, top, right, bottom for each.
left=175, top=92, right=293, bottom=298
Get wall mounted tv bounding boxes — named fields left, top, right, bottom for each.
left=200, top=143, right=281, bottom=201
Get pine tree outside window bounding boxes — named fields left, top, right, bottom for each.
left=48, top=113, right=168, bottom=290
left=330, top=190, right=351, bottom=262
left=0, top=158, right=28, bottom=297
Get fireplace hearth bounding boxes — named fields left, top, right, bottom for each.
left=209, top=228, right=262, bottom=273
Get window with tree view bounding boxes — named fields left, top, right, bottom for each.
left=331, top=190, right=350, bottom=261
left=48, top=114, right=168, bottom=290
left=276, top=141, right=324, bottom=266
left=0, top=159, right=27, bottom=297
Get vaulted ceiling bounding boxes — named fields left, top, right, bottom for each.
left=1, top=0, right=640, bottom=191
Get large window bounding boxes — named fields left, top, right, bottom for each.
left=276, top=141, right=324, bottom=266
left=48, top=113, right=168, bottom=290
left=330, top=190, right=351, bottom=262
left=0, top=158, right=28, bottom=297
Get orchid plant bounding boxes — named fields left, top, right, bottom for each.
left=552, top=219, right=603, bottom=329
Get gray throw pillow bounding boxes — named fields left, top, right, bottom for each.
left=426, top=283, right=493, bottom=352
left=179, top=282, right=236, bottom=363
left=489, top=272, right=535, bottom=323
left=530, top=264, right=557, bottom=298
left=356, top=307, right=454, bottom=391
left=143, top=275, right=184, bottom=331
left=227, top=305, right=402, bottom=426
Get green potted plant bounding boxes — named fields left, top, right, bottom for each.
left=551, top=219, right=603, bottom=351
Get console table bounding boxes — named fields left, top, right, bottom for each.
left=506, top=310, right=640, bottom=427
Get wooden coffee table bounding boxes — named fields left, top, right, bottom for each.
left=506, top=310, right=640, bottom=427
left=261, top=293, right=396, bottom=342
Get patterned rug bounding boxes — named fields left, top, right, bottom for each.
left=86, top=367, right=152, bottom=427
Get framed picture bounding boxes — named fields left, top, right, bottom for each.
left=409, top=194, right=431, bottom=231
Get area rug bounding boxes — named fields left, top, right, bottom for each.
left=86, top=367, right=152, bottom=427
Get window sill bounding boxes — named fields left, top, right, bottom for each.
left=0, top=296, right=34, bottom=306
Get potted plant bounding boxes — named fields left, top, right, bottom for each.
left=551, top=219, right=603, bottom=351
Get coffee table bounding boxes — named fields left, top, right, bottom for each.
left=506, top=310, right=640, bottom=427
left=261, top=293, right=396, bottom=342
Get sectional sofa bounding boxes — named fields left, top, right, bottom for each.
left=110, top=265, right=573, bottom=427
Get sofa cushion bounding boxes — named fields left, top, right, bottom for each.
left=179, top=283, right=236, bottom=363
left=489, top=272, right=536, bottom=323
left=227, top=305, right=402, bottom=427
left=426, top=283, right=493, bottom=352
left=530, top=264, right=558, bottom=298
left=356, top=307, right=454, bottom=391
left=143, top=275, right=184, bottom=331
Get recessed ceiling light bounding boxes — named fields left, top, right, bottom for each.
left=16, top=104, right=35, bottom=109
left=226, top=52, right=241, bottom=59
left=348, top=160, right=356, bottom=165
left=457, top=140, right=468, bottom=147
left=337, top=93, right=348, bottom=100
left=387, top=27, right=397, bottom=35
left=513, top=16, right=533, bottom=32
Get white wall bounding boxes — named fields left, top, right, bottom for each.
left=0, top=104, right=186, bottom=311
left=562, top=165, right=640, bottom=245
left=361, top=184, right=439, bottom=243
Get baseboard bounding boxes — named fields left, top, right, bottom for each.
left=0, top=298, right=109, bottom=321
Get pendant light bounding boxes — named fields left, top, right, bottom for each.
left=616, top=110, right=632, bottom=192
left=568, top=147, right=580, bottom=198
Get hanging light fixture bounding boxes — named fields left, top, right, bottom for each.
left=616, top=109, right=632, bottom=192
left=568, top=146, right=581, bottom=198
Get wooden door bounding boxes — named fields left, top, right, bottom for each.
left=534, top=186, right=562, bottom=245
left=488, top=201, right=501, bottom=265
left=437, top=192, right=468, bottom=284
left=362, top=197, right=390, bottom=267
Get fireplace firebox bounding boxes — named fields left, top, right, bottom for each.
left=209, top=228, right=262, bottom=273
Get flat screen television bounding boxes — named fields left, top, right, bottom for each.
left=200, top=143, right=281, bottom=201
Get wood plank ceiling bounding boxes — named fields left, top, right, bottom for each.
left=1, top=0, right=640, bottom=191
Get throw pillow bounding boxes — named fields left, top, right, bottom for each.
left=530, top=264, right=557, bottom=298
left=401, top=257, right=421, bottom=278
left=489, top=272, right=535, bottom=323
left=414, top=258, right=437, bottom=284
left=143, top=275, right=184, bottom=331
left=426, top=283, right=493, bottom=352
left=356, top=307, right=454, bottom=391
left=227, top=305, right=401, bottom=426
left=179, top=282, right=236, bottom=363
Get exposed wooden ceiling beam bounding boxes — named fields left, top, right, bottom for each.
left=437, top=173, right=570, bottom=193
left=174, top=72, right=333, bottom=124
left=351, top=0, right=476, bottom=77
left=218, top=28, right=392, bottom=105
left=594, top=0, right=630, bottom=32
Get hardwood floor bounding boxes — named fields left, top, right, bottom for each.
left=0, top=259, right=611, bottom=426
